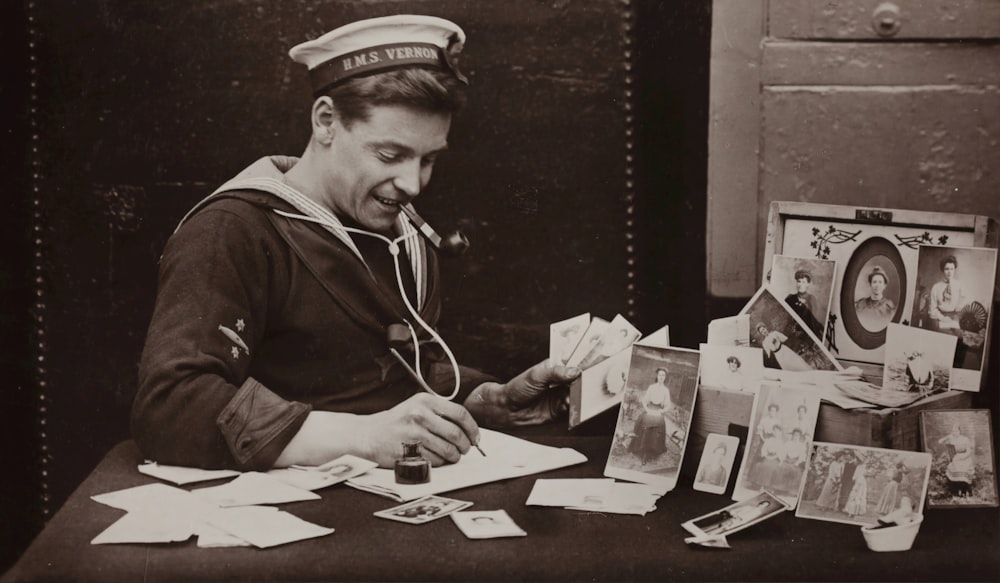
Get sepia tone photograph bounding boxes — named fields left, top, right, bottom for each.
left=920, top=409, right=998, bottom=509
left=881, top=323, right=957, bottom=396
left=796, top=443, right=932, bottom=528
left=739, top=287, right=842, bottom=373
left=768, top=255, right=836, bottom=343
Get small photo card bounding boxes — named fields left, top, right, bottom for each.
left=882, top=323, right=957, bottom=397
left=373, top=495, right=472, bottom=525
left=550, top=313, right=590, bottom=366
left=920, top=409, right=998, bottom=508
left=769, top=255, right=837, bottom=343
left=698, top=344, right=765, bottom=393
left=682, top=490, right=787, bottom=539
left=451, top=510, right=527, bottom=539
left=693, top=434, right=740, bottom=495
left=796, top=442, right=931, bottom=527
left=739, top=287, right=843, bottom=373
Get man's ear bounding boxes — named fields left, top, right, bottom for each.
left=311, top=96, right=337, bottom=145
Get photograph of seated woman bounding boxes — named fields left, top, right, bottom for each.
left=938, top=424, right=975, bottom=498
left=854, top=266, right=896, bottom=331
left=628, top=367, right=675, bottom=465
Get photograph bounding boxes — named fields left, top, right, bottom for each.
left=698, top=344, right=765, bottom=393
left=373, top=495, right=473, bottom=525
left=732, top=383, right=820, bottom=508
left=604, top=345, right=700, bottom=492
left=706, top=314, right=751, bottom=347
left=549, top=313, right=591, bottom=366
left=920, top=409, right=998, bottom=508
left=739, top=287, right=843, bottom=373
left=910, top=245, right=998, bottom=391
left=450, top=510, right=527, bottom=539
left=769, top=255, right=837, bottom=343
left=796, top=442, right=932, bottom=527
left=682, top=491, right=787, bottom=539
left=574, top=314, right=642, bottom=371
left=693, top=434, right=741, bottom=495
left=881, top=323, right=957, bottom=397
left=564, top=317, right=610, bottom=368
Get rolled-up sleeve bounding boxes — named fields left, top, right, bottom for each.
left=131, top=201, right=310, bottom=470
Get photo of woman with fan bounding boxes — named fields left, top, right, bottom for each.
left=912, top=246, right=998, bottom=380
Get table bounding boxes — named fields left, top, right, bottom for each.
left=4, top=430, right=999, bottom=582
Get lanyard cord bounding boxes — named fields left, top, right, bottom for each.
left=273, top=209, right=461, bottom=401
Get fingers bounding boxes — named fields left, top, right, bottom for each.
left=394, top=394, right=478, bottom=465
left=525, top=359, right=581, bottom=386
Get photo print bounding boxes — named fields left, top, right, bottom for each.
left=549, top=313, right=590, bottom=366
left=732, top=383, right=820, bottom=508
left=706, top=314, right=751, bottom=347
left=768, top=255, right=837, bottom=343
left=373, top=495, right=473, bottom=525
left=682, top=491, right=787, bottom=540
left=796, top=442, right=931, bottom=527
left=881, top=323, right=957, bottom=398
left=739, top=287, right=843, bottom=373
left=920, top=409, right=998, bottom=509
left=698, top=344, right=765, bottom=393
left=910, top=245, right=998, bottom=392
left=574, top=314, right=641, bottom=371
left=693, top=433, right=741, bottom=495
left=605, top=345, right=700, bottom=492
left=563, top=317, right=609, bottom=368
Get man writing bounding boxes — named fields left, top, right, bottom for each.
left=131, top=15, right=579, bottom=471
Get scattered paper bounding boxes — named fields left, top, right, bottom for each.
left=137, top=462, right=240, bottom=485
left=525, top=479, right=615, bottom=507
left=195, top=522, right=252, bottom=548
left=191, top=472, right=320, bottom=507
left=91, top=510, right=195, bottom=545
left=684, top=534, right=731, bottom=549
left=204, top=505, right=334, bottom=548
left=451, top=510, right=526, bottom=539
left=268, top=455, right=377, bottom=491
left=834, top=381, right=925, bottom=408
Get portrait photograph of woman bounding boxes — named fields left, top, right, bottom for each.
left=920, top=409, right=998, bottom=508
left=605, top=345, right=700, bottom=493
left=768, top=255, right=837, bottom=343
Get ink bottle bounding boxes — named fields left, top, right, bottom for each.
left=394, top=441, right=431, bottom=484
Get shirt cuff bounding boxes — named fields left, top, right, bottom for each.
left=216, top=377, right=311, bottom=470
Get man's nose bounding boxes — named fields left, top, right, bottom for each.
left=392, top=161, right=422, bottom=198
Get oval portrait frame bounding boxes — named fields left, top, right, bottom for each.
left=840, top=236, right=907, bottom=350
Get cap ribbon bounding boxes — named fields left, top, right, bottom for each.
left=309, top=41, right=467, bottom=95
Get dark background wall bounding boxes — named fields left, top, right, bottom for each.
left=2, top=0, right=712, bottom=570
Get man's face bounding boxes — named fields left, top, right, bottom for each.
left=795, top=277, right=811, bottom=294
left=322, top=104, right=451, bottom=232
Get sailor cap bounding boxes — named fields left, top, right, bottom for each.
left=289, top=14, right=468, bottom=95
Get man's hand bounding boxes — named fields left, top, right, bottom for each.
left=275, top=393, right=480, bottom=469
left=464, top=359, right=581, bottom=427
left=362, top=393, right=480, bottom=466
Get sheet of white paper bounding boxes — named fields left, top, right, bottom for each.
left=91, top=510, right=195, bottom=545
left=92, top=483, right=217, bottom=516
left=204, top=505, right=334, bottom=548
left=192, top=472, right=320, bottom=507
left=525, top=478, right=615, bottom=507
left=565, top=482, right=662, bottom=515
left=267, top=455, right=378, bottom=491
left=707, top=314, right=750, bottom=347
left=137, top=462, right=240, bottom=485
left=195, top=522, right=253, bottom=548
left=348, top=429, right=587, bottom=502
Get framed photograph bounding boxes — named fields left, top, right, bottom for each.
left=698, top=344, right=765, bottom=393
left=732, top=383, right=820, bottom=508
left=919, top=409, right=998, bottom=508
left=693, top=434, right=740, bottom=495
left=739, top=287, right=843, bottom=372
left=768, top=255, right=837, bottom=343
left=795, top=442, right=932, bottom=527
left=549, top=313, right=590, bottom=366
left=373, top=495, right=472, bottom=525
left=604, top=345, right=700, bottom=493
left=881, top=323, right=957, bottom=397
left=682, top=491, right=787, bottom=539
left=763, top=202, right=997, bottom=368
left=910, top=245, right=998, bottom=392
